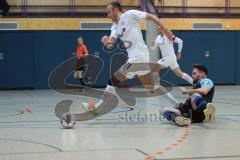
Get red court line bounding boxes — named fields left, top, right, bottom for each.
left=144, top=126, right=191, bottom=160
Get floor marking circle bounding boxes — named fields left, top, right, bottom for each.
left=144, top=126, right=191, bottom=160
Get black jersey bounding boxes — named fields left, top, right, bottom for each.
left=193, top=78, right=215, bottom=102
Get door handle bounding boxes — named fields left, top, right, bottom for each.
left=204, top=50, right=210, bottom=58
left=0, top=53, right=4, bottom=60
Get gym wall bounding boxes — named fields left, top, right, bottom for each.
left=0, top=18, right=240, bottom=89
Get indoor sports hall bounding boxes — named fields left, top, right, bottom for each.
left=0, top=0, right=240, bottom=160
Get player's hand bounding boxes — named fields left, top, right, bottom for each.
left=101, top=35, right=110, bottom=46
left=178, top=87, right=188, bottom=94
left=177, top=52, right=182, bottom=60
left=101, top=35, right=115, bottom=49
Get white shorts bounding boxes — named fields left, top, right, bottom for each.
left=158, top=56, right=179, bottom=70
left=118, top=55, right=150, bottom=79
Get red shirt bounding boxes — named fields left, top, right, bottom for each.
left=76, top=44, right=88, bottom=58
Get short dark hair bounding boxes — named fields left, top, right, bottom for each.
left=108, top=1, right=123, bottom=12
left=77, top=37, right=84, bottom=44
left=193, top=64, right=208, bottom=75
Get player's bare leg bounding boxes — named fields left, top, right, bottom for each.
left=138, top=72, right=155, bottom=91
left=82, top=71, right=127, bottom=114
left=77, top=71, right=83, bottom=79
left=149, top=63, right=181, bottom=107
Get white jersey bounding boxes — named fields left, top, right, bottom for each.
left=153, top=35, right=183, bottom=58
left=110, top=10, right=149, bottom=62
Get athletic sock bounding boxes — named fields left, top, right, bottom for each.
left=153, top=72, right=160, bottom=87
left=95, top=85, right=116, bottom=108
left=163, top=110, right=177, bottom=122
left=164, top=93, right=180, bottom=106
left=181, top=73, right=193, bottom=85
left=194, top=96, right=208, bottom=111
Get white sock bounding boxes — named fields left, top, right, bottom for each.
left=95, top=99, right=104, bottom=108
left=164, top=93, right=180, bottom=105
left=95, top=85, right=116, bottom=108
left=153, top=72, right=160, bottom=87
left=104, top=84, right=116, bottom=95
left=181, top=73, right=193, bottom=85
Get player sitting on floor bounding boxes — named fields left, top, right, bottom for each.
left=161, top=64, right=216, bottom=126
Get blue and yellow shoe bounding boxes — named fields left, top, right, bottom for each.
left=204, top=103, right=216, bottom=122
left=175, top=116, right=191, bottom=126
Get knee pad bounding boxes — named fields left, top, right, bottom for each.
left=194, top=95, right=203, bottom=105
left=194, top=96, right=207, bottom=110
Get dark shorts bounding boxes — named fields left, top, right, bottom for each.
left=178, top=97, right=209, bottom=123
left=75, top=57, right=85, bottom=71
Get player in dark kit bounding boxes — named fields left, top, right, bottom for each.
left=161, top=64, right=216, bottom=126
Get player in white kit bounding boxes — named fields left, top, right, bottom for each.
left=83, top=1, right=179, bottom=113
left=151, top=27, right=193, bottom=84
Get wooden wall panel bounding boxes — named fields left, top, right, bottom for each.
left=74, top=0, right=138, bottom=6
left=230, top=0, right=240, bottom=7
left=27, top=0, right=69, bottom=6
left=161, top=18, right=240, bottom=30
left=6, top=0, right=22, bottom=6
left=1, top=18, right=240, bottom=30
left=13, top=0, right=139, bottom=6
left=187, top=0, right=225, bottom=7
left=7, top=0, right=240, bottom=7
left=154, top=0, right=182, bottom=6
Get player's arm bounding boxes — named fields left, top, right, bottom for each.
left=179, top=86, right=210, bottom=95
left=101, top=23, right=117, bottom=48
left=174, top=37, right=183, bottom=53
left=74, top=48, right=79, bottom=59
left=146, top=13, right=173, bottom=41
left=179, top=79, right=213, bottom=95
left=150, top=38, right=158, bottom=51
left=101, top=35, right=116, bottom=48
left=83, top=45, right=89, bottom=57
left=174, top=37, right=183, bottom=60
